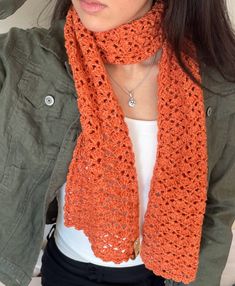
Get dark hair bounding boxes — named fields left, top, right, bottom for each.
left=49, top=0, right=235, bottom=86
left=50, top=0, right=72, bottom=23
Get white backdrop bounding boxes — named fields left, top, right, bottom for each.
left=0, top=0, right=54, bottom=32
left=0, top=1, right=235, bottom=286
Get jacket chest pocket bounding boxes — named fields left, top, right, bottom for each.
left=17, top=68, right=77, bottom=119
left=11, top=67, right=79, bottom=158
left=0, top=67, right=79, bottom=191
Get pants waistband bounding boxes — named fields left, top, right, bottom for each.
left=44, top=224, right=164, bottom=284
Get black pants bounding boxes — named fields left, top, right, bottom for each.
left=41, top=225, right=166, bottom=286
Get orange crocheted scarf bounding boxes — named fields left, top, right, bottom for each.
left=64, top=1, right=208, bottom=284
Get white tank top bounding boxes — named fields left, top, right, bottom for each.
left=54, top=116, right=158, bottom=267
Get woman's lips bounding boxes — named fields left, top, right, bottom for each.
left=79, top=0, right=107, bottom=13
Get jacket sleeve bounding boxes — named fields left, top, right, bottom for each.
left=189, top=111, right=235, bottom=286
left=0, top=0, right=27, bottom=88
left=0, top=0, right=27, bottom=20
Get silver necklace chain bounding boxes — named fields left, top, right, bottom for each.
left=107, top=51, right=159, bottom=108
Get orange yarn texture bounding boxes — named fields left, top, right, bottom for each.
left=64, top=1, right=208, bottom=284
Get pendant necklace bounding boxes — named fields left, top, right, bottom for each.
left=107, top=50, right=160, bottom=108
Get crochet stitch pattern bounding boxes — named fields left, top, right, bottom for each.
left=63, top=1, right=208, bottom=283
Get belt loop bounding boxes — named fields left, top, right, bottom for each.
left=46, top=223, right=56, bottom=241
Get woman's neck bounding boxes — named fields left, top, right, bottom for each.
left=104, top=50, right=161, bottom=121
left=107, top=52, right=158, bottom=72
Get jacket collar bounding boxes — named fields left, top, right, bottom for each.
left=39, top=19, right=68, bottom=63
left=39, top=19, right=74, bottom=79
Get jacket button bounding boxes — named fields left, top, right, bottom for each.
left=45, top=95, right=55, bottom=106
left=206, top=106, right=213, bottom=117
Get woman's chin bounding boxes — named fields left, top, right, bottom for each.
left=79, top=16, right=116, bottom=32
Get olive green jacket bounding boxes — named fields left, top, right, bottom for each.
left=0, top=1, right=235, bottom=286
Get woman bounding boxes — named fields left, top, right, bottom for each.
left=0, top=0, right=235, bottom=285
